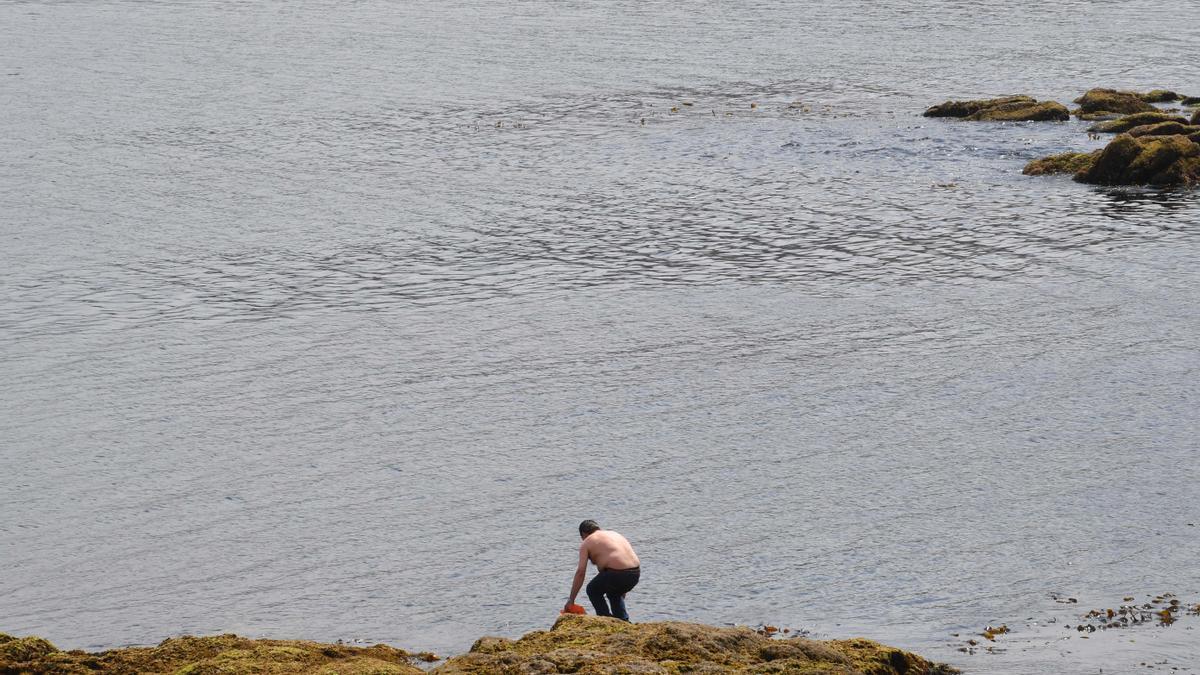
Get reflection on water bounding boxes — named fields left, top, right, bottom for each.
left=1, top=1, right=1199, bottom=674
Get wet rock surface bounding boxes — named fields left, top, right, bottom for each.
left=436, top=615, right=958, bottom=674
left=0, top=632, right=431, bottom=674
left=923, top=95, right=1068, bottom=121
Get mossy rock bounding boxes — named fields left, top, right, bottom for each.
left=1137, top=89, right=1181, bottom=103
left=924, top=96, right=1067, bottom=122
left=1023, top=151, right=1100, bottom=176
left=0, top=633, right=425, bottom=674
left=433, top=615, right=957, bottom=674
left=1182, top=96, right=1200, bottom=107
left=1076, top=133, right=1200, bottom=186
left=0, top=633, right=59, bottom=663
left=965, top=100, right=1069, bottom=122
left=923, top=95, right=1035, bottom=118
left=1127, top=121, right=1197, bottom=138
left=1088, top=111, right=1188, bottom=133
left=1074, top=88, right=1157, bottom=115
left=1192, top=109, right=1200, bottom=126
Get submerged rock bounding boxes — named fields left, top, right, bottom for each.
left=0, top=632, right=428, bottom=674
left=924, top=95, right=1067, bottom=121
left=1074, top=88, right=1158, bottom=116
left=1022, top=151, right=1100, bottom=176
left=1088, top=111, right=1188, bottom=133
left=436, top=615, right=958, bottom=674
left=1075, top=133, right=1200, bottom=186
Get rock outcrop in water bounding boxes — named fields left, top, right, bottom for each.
left=1021, top=151, right=1101, bottom=176
left=1135, top=89, right=1181, bottom=103
left=1073, top=88, right=1159, bottom=117
left=1076, top=133, right=1200, bottom=186
left=1, top=618, right=958, bottom=675
left=923, top=95, right=1069, bottom=121
left=1011, top=85, right=1200, bottom=187
left=1024, top=133, right=1200, bottom=187
left=1087, top=111, right=1188, bottom=133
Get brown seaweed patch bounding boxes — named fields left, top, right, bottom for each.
left=1022, top=151, right=1099, bottom=176
left=0, top=633, right=428, bottom=674
left=437, top=615, right=959, bottom=674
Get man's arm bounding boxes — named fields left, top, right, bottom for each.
left=565, top=542, right=589, bottom=610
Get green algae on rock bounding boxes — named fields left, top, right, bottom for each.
left=1087, top=111, right=1188, bottom=133
left=923, top=95, right=1067, bottom=121
left=0, top=632, right=428, bottom=674
left=1074, top=88, right=1158, bottom=116
left=1075, top=133, right=1200, bottom=187
left=966, top=100, right=1068, bottom=122
left=435, top=614, right=958, bottom=674
left=1022, top=151, right=1099, bottom=176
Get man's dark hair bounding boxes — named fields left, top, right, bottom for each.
left=579, top=519, right=600, bottom=537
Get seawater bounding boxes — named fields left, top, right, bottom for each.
left=2, top=1, right=1199, bottom=672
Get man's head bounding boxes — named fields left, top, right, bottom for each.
left=579, top=519, right=600, bottom=539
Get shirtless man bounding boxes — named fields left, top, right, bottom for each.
left=565, top=520, right=641, bottom=621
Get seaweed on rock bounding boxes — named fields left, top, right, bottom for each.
left=924, top=95, right=1067, bottom=121
left=1022, top=151, right=1100, bottom=176
left=1075, top=133, right=1200, bottom=187
left=436, top=615, right=959, bottom=674
left=1136, top=89, right=1181, bottom=103
left=1087, top=111, right=1188, bottom=133
left=0, top=632, right=428, bottom=674
left=1074, top=88, right=1158, bottom=116
left=1126, top=121, right=1198, bottom=138
left=0, top=622, right=959, bottom=675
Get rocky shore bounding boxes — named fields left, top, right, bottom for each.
left=2, top=615, right=957, bottom=674
left=927, top=87, right=1200, bottom=187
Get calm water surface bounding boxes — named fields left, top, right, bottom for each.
left=2, top=2, right=1199, bottom=672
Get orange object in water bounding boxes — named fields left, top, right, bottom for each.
left=561, top=603, right=586, bottom=615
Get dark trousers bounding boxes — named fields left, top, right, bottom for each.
left=586, top=567, right=640, bottom=621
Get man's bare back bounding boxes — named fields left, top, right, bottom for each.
left=581, top=529, right=640, bottom=571
left=567, top=520, right=642, bottom=620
